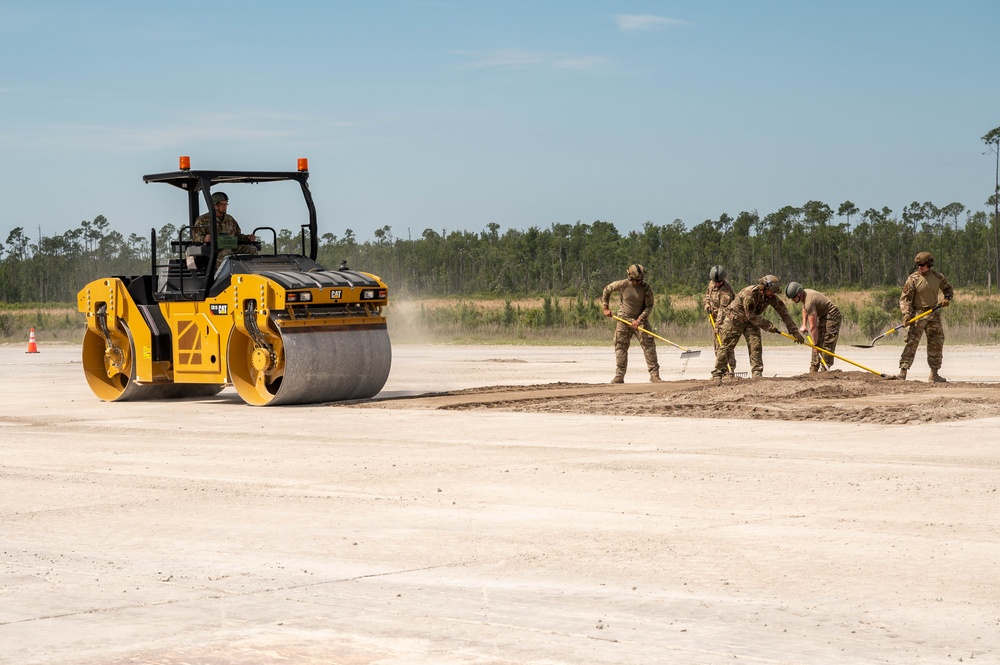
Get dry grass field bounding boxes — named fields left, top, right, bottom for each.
left=4, top=288, right=999, bottom=347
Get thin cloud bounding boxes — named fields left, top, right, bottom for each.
left=458, top=49, right=607, bottom=71
left=614, top=14, right=691, bottom=31
left=459, top=49, right=550, bottom=68
left=553, top=56, right=609, bottom=71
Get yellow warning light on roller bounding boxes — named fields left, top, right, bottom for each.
left=297, top=158, right=309, bottom=172
left=179, top=156, right=191, bottom=170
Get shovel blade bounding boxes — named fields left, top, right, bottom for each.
left=679, top=350, right=701, bottom=359
left=850, top=344, right=876, bottom=349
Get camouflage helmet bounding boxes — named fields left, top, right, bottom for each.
left=627, top=264, right=646, bottom=281
left=759, top=274, right=781, bottom=294
left=211, top=191, right=229, bottom=205
left=709, top=265, right=726, bottom=282
left=785, top=281, right=804, bottom=299
left=914, top=251, right=934, bottom=267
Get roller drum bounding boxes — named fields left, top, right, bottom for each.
left=229, top=324, right=391, bottom=406
left=82, top=324, right=225, bottom=402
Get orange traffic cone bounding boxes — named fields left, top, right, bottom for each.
left=26, top=328, right=39, bottom=353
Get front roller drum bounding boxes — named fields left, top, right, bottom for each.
left=228, top=324, right=391, bottom=406
left=81, top=323, right=225, bottom=401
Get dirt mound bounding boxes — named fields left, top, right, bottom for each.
left=363, top=370, right=1000, bottom=424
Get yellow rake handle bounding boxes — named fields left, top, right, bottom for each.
left=708, top=313, right=723, bottom=347
left=708, top=312, right=732, bottom=372
left=774, top=330, right=886, bottom=378
left=806, top=334, right=829, bottom=370
left=612, top=315, right=693, bottom=352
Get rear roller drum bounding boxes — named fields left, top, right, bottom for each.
left=81, top=322, right=224, bottom=402
left=82, top=321, right=140, bottom=401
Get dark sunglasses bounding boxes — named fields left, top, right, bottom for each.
left=917, top=262, right=929, bottom=267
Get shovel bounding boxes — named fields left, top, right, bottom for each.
left=612, top=315, right=701, bottom=358
left=772, top=330, right=890, bottom=378
left=851, top=304, right=943, bottom=348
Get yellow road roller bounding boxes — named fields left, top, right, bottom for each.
left=77, top=157, right=391, bottom=406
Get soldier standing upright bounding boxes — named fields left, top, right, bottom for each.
left=602, top=264, right=661, bottom=384
left=704, top=265, right=737, bottom=373
left=897, top=251, right=954, bottom=382
left=712, top=275, right=805, bottom=383
left=785, top=282, right=842, bottom=373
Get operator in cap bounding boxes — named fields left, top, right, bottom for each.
left=192, top=191, right=258, bottom=267
left=896, top=251, right=954, bottom=382
left=602, top=263, right=661, bottom=383
left=712, top=275, right=805, bottom=383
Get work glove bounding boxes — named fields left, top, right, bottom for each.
left=792, top=330, right=806, bottom=344
left=760, top=321, right=777, bottom=334
left=940, top=299, right=950, bottom=307
left=903, top=311, right=914, bottom=322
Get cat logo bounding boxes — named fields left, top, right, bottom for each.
left=330, top=290, right=342, bottom=299
left=210, top=303, right=229, bottom=315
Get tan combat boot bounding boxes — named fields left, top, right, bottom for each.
left=611, top=375, right=624, bottom=384
left=896, top=368, right=907, bottom=380
left=929, top=369, right=947, bottom=383
left=649, top=372, right=662, bottom=383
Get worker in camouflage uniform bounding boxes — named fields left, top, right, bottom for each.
left=704, top=265, right=737, bottom=373
left=192, top=191, right=258, bottom=267
left=711, top=275, right=805, bottom=383
left=897, top=251, right=954, bottom=382
left=785, top=282, right=842, bottom=373
left=602, top=264, right=661, bottom=383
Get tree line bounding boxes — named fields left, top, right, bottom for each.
left=1, top=197, right=998, bottom=305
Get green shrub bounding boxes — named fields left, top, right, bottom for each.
left=978, top=309, right=1000, bottom=327
left=875, top=287, right=902, bottom=313
left=840, top=301, right=859, bottom=321
left=567, top=295, right=601, bottom=328
left=652, top=292, right=701, bottom=326
left=522, top=308, right=545, bottom=328
left=651, top=293, right=672, bottom=322
left=540, top=295, right=564, bottom=327
left=501, top=300, right=516, bottom=326
left=858, top=306, right=892, bottom=339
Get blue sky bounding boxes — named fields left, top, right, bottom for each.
left=2, top=1, right=999, bottom=245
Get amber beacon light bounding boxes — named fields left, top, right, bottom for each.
left=297, top=158, right=309, bottom=172
left=179, top=155, right=191, bottom=170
